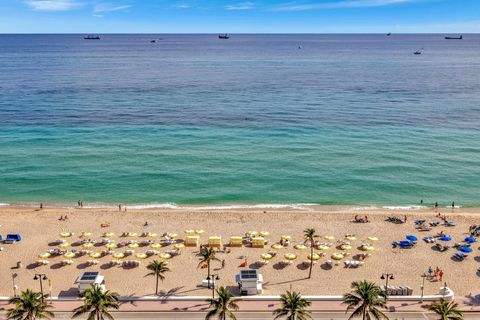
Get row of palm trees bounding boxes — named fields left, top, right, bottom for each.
left=7, top=280, right=464, bottom=320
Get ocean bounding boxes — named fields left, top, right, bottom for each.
left=1, top=34, right=479, bottom=208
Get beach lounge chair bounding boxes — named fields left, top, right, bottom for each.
left=4, top=234, right=21, bottom=244
left=423, top=236, right=435, bottom=243
left=0, top=235, right=2, bottom=241
left=453, top=253, right=468, bottom=261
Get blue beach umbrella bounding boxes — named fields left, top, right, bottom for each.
left=464, top=237, right=477, bottom=243
left=439, top=236, right=452, bottom=242
left=406, top=235, right=417, bottom=241
left=459, top=246, right=473, bottom=253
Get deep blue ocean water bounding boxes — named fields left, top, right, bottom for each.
left=1, top=34, right=479, bottom=207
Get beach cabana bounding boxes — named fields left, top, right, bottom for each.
left=229, top=236, right=243, bottom=248
left=5, top=234, right=21, bottom=243
left=251, top=237, right=265, bottom=248
left=208, top=236, right=222, bottom=248
left=185, top=236, right=199, bottom=247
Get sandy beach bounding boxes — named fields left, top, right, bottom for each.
left=0, top=206, right=478, bottom=299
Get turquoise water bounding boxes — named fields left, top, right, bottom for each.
left=1, top=34, right=480, bottom=207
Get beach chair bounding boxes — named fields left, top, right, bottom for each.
left=185, top=236, right=199, bottom=247
left=208, top=236, right=222, bottom=248
left=229, top=236, right=243, bottom=248
left=251, top=237, right=265, bottom=248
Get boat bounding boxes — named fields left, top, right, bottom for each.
left=445, top=35, right=462, bottom=40
left=413, top=51, right=422, bottom=55
left=150, top=40, right=156, bottom=43
left=387, top=32, right=392, bottom=36
left=84, top=35, right=100, bottom=40
left=218, top=34, right=230, bottom=39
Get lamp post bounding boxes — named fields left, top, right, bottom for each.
left=33, top=274, right=48, bottom=302
left=420, top=273, right=428, bottom=303
left=12, top=272, right=18, bottom=297
left=380, top=273, right=394, bottom=295
left=206, top=273, right=220, bottom=299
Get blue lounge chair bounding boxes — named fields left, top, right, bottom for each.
left=5, top=234, right=21, bottom=244
left=0, top=235, right=2, bottom=241
left=453, top=253, right=468, bottom=260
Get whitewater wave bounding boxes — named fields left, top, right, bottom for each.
left=0, top=203, right=9, bottom=207
left=382, top=205, right=426, bottom=210
left=83, top=203, right=318, bottom=210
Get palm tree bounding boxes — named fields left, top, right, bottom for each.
left=72, top=284, right=120, bottom=320
left=273, top=290, right=312, bottom=320
left=7, top=289, right=54, bottom=320
left=145, top=260, right=170, bottom=295
left=423, top=299, right=464, bottom=320
left=205, top=286, right=241, bottom=320
left=197, top=247, right=220, bottom=289
left=342, top=280, right=389, bottom=320
left=303, top=228, right=318, bottom=279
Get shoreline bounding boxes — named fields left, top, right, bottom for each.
left=0, top=202, right=473, bottom=212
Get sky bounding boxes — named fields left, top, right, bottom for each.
left=0, top=0, right=479, bottom=33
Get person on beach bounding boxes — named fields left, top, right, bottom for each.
left=421, top=199, right=423, bottom=204
left=118, top=204, right=121, bottom=211
left=439, top=270, right=444, bottom=281
left=221, top=259, right=225, bottom=269
left=404, top=215, right=407, bottom=223
left=40, top=203, right=43, bottom=209
left=451, top=201, right=455, bottom=209
left=78, top=200, right=81, bottom=207
left=435, top=202, right=439, bottom=209
left=80, top=201, right=83, bottom=208
left=434, top=269, right=438, bottom=281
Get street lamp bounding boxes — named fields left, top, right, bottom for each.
left=206, top=273, right=220, bottom=299
left=33, top=274, right=48, bottom=302
left=12, top=272, right=18, bottom=297
left=420, top=273, right=428, bottom=303
left=380, top=273, right=394, bottom=295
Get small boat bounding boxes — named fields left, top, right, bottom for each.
left=445, top=35, right=462, bottom=40
left=84, top=35, right=100, bottom=40
left=150, top=40, right=156, bottom=43
left=413, top=51, right=422, bottom=55
left=387, top=32, right=392, bottom=36
left=218, top=34, right=230, bottom=39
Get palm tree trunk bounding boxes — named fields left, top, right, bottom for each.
left=308, top=240, right=313, bottom=278
left=155, top=275, right=159, bottom=295
left=208, top=261, right=211, bottom=288
left=362, top=307, right=366, bottom=320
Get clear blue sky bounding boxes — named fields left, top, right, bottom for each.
left=0, top=0, right=479, bottom=33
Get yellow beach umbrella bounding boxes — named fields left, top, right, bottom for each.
left=248, top=231, right=259, bottom=236
left=294, top=244, right=307, bottom=250
left=151, top=243, right=162, bottom=249
left=363, top=246, right=375, bottom=251
left=105, top=243, right=117, bottom=249
left=173, top=243, right=185, bottom=249
left=271, top=244, right=283, bottom=250
left=64, top=252, right=75, bottom=258
left=169, top=233, right=178, bottom=238
left=128, top=232, right=138, bottom=237
left=112, top=252, right=124, bottom=259
left=340, top=245, right=353, bottom=251
left=90, top=252, right=101, bottom=259
left=38, top=252, right=51, bottom=259
left=331, top=253, right=344, bottom=260
left=367, top=236, right=379, bottom=242
left=81, top=232, right=92, bottom=238
left=345, top=236, right=356, bottom=241
left=83, top=243, right=93, bottom=249
left=60, top=232, right=73, bottom=237
left=261, top=253, right=273, bottom=260
left=159, top=253, right=172, bottom=259
left=148, top=233, right=158, bottom=238
left=317, top=245, right=330, bottom=251
left=281, top=235, right=291, bottom=240
left=103, top=232, right=115, bottom=238
left=59, top=242, right=70, bottom=248
left=195, top=230, right=205, bottom=235
left=324, top=235, right=335, bottom=241
left=136, top=253, right=148, bottom=259
left=307, top=253, right=321, bottom=261
left=284, top=253, right=297, bottom=261
left=184, top=229, right=195, bottom=234
left=128, top=243, right=139, bottom=249
left=260, top=231, right=270, bottom=237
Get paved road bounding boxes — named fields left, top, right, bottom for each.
left=2, top=311, right=480, bottom=319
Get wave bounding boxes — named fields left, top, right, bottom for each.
left=382, top=205, right=427, bottom=210
left=0, top=203, right=9, bottom=207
